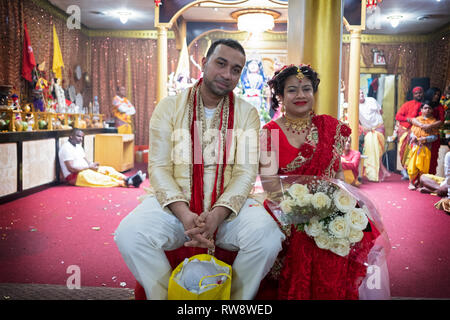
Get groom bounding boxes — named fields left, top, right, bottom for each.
left=114, top=39, right=284, bottom=299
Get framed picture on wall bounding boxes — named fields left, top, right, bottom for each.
left=373, top=51, right=386, bottom=65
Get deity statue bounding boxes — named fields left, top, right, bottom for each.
left=238, top=58, right=270, bottom=123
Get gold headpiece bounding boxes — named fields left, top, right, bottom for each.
left=296, top=66, right=305, bottom=82
left=271, top=64, right=311, bottom=83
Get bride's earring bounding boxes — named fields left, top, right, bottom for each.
left=281, top=105, right=285, bottom=114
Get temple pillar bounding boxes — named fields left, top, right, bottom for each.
left=156, top=25, right=168, bottom=103
left=347, top=28, right=362, bottom=151
left=287, top=0, right=342, bottom=118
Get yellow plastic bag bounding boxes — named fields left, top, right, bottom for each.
left=168, top=254, right=232, bottom=300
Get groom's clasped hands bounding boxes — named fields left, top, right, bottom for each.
left=181, top=207, right=231, bottom=249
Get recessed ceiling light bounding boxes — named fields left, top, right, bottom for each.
left=117, top=11, right=132, bottom=24
left=109, top=10, right=133, bottom=24
left=387, top=15, right=403, bottom=28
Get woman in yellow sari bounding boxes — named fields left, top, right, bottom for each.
left=407, top=102, right=440, bottom=190
left=112, top=86, right=136, bottom=134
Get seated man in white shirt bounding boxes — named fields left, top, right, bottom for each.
left=59, top=128, right=145, bottom=188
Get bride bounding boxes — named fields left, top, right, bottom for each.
left=258, top=64, right=390, bottom=300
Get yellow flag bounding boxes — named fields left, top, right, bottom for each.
left=52, top=25, right=64, bottom=80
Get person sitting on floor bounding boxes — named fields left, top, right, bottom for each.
left=416, top=138, right=450, bottom=197
left=59, top=128, right=145, bottom=188
left=341, top=136, right=361, bottom=187
left=418, top=139, right=450, bottom=214
left=407, top=102, right=439, bottom=190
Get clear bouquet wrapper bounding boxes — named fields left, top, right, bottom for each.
left=258, top=175, right=390, bottom=261
left=252, top=175, right=391, bottom=299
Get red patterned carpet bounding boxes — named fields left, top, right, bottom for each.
left=0, top=165, right=449, bottom=299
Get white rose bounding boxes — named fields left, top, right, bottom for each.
left=329, top=238, right=351, bottom=257
left=333, top=189, right=357, bottom=213
left=328, top=216, right=350, bottom=238
left=288, top=184, right=310, bottom=200
left=280, top=198, right=297, bottom=214
left=310, top=192, right=331, bottom=210
left=314, top=233, right=332, bottom=250
left=345, top=208, right=369, bottom=231
left=296, top=193, right=313, bottom=207
left=304, top=216, right=324, bottom=237
left=348, top=228, right=364, bottom=243
left=361, top=205, right=372, bottom=220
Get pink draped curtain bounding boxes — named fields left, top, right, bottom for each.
left=91, top=38, right=179, bottom=146
left=0, top=0, right=89, bottom=101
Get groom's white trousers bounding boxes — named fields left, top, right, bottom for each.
left=114, top=196, right=285, bottom=300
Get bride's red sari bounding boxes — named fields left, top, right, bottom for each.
left=257, top=114, right=380, bottom=300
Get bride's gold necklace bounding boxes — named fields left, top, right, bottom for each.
left=284, top=114, right=312, bottom=135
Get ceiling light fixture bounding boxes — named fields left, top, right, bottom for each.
left=231, top=9, right=280, bottom=34
left=116, top=11, right=132, bottom=24
left=387, top=15, right=403, bottom=28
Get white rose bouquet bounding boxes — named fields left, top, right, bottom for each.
left=266, top=176, right=371, bottom=258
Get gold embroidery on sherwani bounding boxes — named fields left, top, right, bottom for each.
left=187, top=82, right=231, bottom=208
left=198, top=94, right=226, bottom=167
left=187, top=86, right=195, bottom=200
left=215, top=194, right=246, bottom=213
left=155, top=190, right=186, bottom=205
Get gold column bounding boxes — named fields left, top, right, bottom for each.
left=156, top=25, right=168, bottom=103
left=288, top=0, right=342, bottom=118
left=287, top=0, right=306, bottom=64
left=347, top=28, right=362, bottom=151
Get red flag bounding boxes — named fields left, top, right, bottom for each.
left=22, top=23, right=36, bottom=82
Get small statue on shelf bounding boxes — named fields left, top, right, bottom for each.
left=32, top=88, right=45, bottom=112
left=25, top=112, right=34, bottom=131
left=52, top=77, right=67, bottom=113
left=10, top=93, right=20, bottom=110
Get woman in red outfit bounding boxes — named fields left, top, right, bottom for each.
left=425, top=87, right=445, bottom=175
left=259, top=65, right=385, bottom=300
left=341, top=136, right=361, bottom=186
